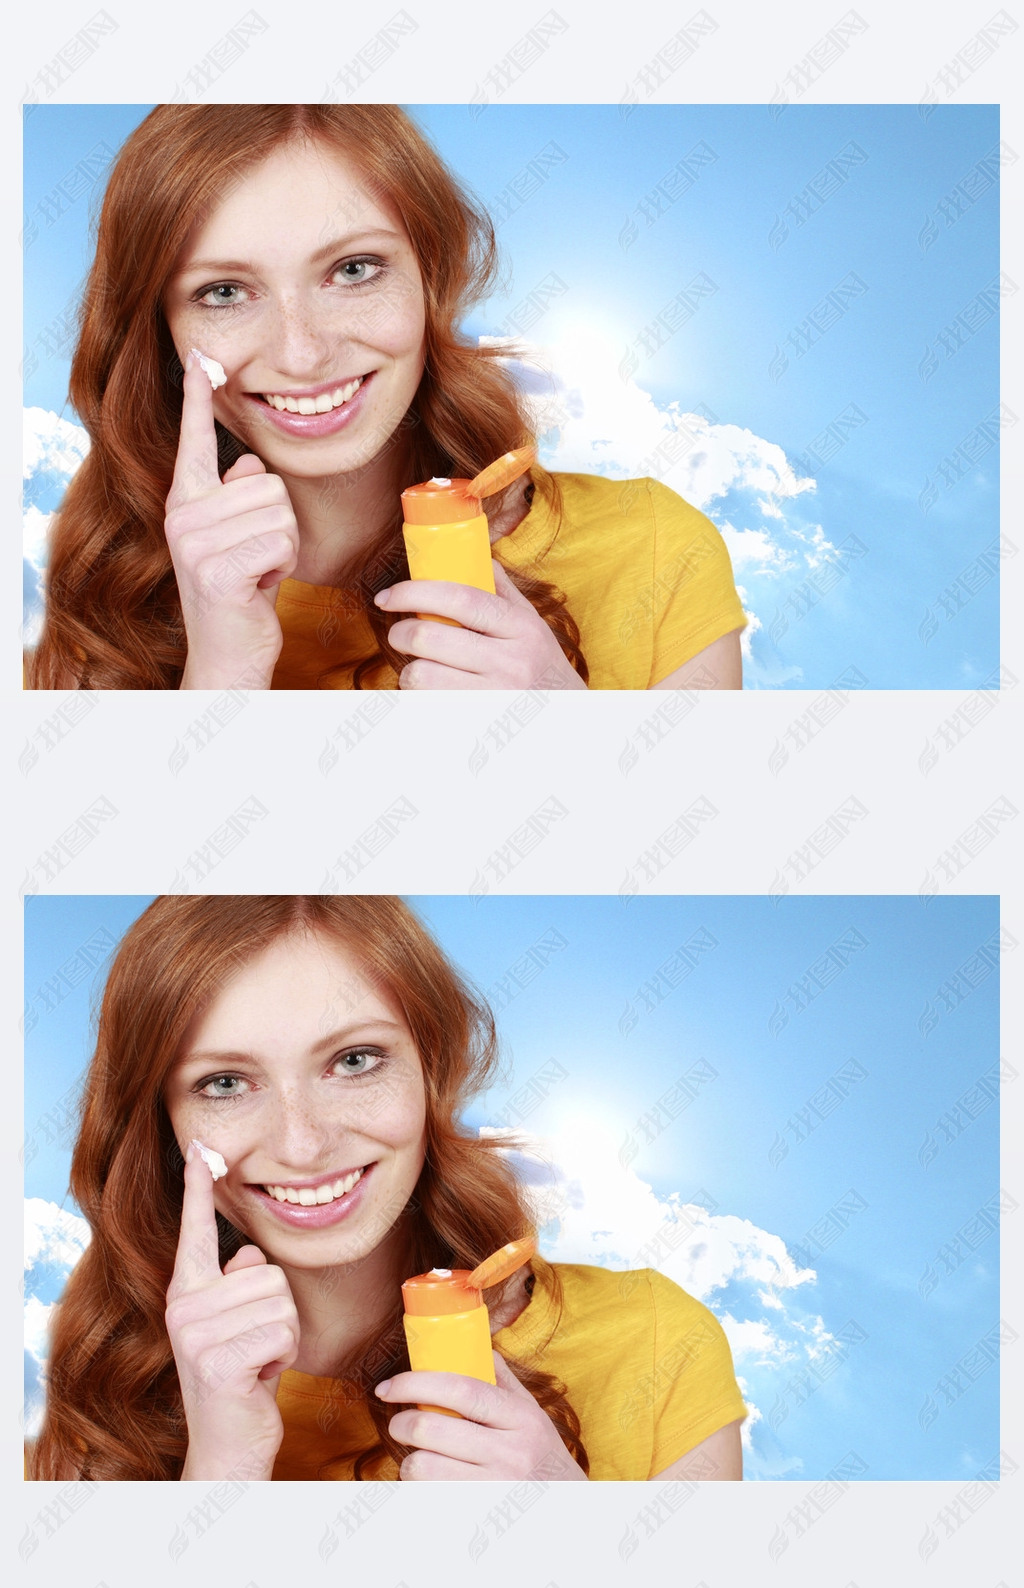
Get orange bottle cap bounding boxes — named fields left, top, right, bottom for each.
left=469, top=446, right=536, bottom=500
left=400, top=478, right=478, bottom=525
left=402, top=1238, right=536, bottom=1313
left=401, top=448, right=536, bottom=524
left=468, top=1236, right=537, bottom=1290
left=402, top=1268, right=478, bottom=1316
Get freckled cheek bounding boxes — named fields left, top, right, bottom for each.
left=165, top=1099, right=246, bottom=1163
left=385, top=1090, right=427, bottom=1165
left=337, top=280, right=424, bottom=361
left=337, top=1071, right=426, bottom=1154
left=387, top=297, right=426, bottom=362
left=332, top=1086, right=424, bottom=1155
left=165, top=307, right=248, bottom=376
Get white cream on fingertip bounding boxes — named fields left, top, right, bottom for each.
left=191, top=1139, right=228, bottom=1180
left=190, top=348, right=227, bottom=390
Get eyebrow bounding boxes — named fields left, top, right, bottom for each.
left=176, top=1019, right=407, bottom=1071
left=175, top=229, right=404, bottom=278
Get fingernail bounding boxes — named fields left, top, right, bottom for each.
left=185, top=1141, right=195, bottom=1163
left=375, top=1379, right=392, bottom=1396
left=374, top=589, right=391, bottom=607
left=184, top=351, right=195, bottom=373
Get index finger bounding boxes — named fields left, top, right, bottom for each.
left=377, top=578, right=515, bottom=638
left=168, top=353, right=222, bottom=507
left=169, top=1142, right=222, bottom=1296
left=376, top=1369, right=518, bottom=1428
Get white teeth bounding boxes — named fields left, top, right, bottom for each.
left=262, top=377, right=363, bottom=415
left=263, top=1166, right=365, bottom=1206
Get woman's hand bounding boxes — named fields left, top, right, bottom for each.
left=375, top=562, right=588, bottom=690
left=165, top=355, right=299, bottom=690
left=376, top=1352, right=588, bottom=1480
left=165, top=1144, right=300, bottom=1480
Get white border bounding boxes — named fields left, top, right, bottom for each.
left=8, top=3, right=1020, bottom=1584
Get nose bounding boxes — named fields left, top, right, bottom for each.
left=263, top=294, right=337, bottom=384
left=265, top=1084, right=337, bottom=1170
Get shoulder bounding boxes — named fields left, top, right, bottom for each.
left=541, top=470, right=706, bottom=526
left=640, top=1269, right=732, bottom=1353
left=542, top=1260, right=720, bottom=1336
left=537, top=471, right=725, bottom=574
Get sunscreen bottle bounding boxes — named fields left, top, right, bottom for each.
left=400, top=447, right=536, bottom=626
left=401, top=1236, right=536, bottom=1416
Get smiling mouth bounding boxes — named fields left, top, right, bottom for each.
left=256, top=1165, right=369, bottom=1206
left=256, top=374, right=367, bottom=414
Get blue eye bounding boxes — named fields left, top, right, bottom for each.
left=334, top=1048, right=383, bottom=1076
left=197, top=1074, right=249, bottom=1099
left=197, top=282, right=250, bottom=308
left=331, top=258, right=383, bottom=286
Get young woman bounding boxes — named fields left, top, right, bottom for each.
left=27, top=105, right=745, bottom=691
left=30, top=896, right=746, bottom=1481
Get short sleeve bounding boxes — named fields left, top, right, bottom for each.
left=646, top=481, right=747, bottom=686
left=644, top=1270, right=747, bottom=1477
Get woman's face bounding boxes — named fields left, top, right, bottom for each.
left=162, top=137, right=427, bottom=482
left=163, top=930, right=427, bottom=1274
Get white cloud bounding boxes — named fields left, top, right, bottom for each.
left=24, top=1295, right=55, bottom=1364
left=479, top=1125, right=813, bottom=1299
left=490, top=331, right=814, bottom=520
left=24, top=1200, right=91, bottom=1438
left=24, top=406, right=89, bottom=482
left=25, top=1197, right=90, bottom=1272
left=23, top=409, right=90, bottom=592
left=791, top=522, right=839, bottom=568
left=24, top=504, right=53, bottom=576
left=720, top=1314, right=797, bottom=1367
left=718, top=523, right=797, bottom=575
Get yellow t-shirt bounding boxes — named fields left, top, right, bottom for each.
left=270, top=470, right=745, bottom=691
left=272, top=1257, right=746, bottom=1481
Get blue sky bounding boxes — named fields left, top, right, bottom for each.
left=25, top=894, right=1001, bottom=1480
left=23, top=104, right=1000, bottom=686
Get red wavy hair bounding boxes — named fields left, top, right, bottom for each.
left=29, top=896, right=588, bottom=1481
left=26, top=105, right=586, bottom=690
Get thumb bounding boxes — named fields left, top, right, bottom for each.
left=491, top=1351, right=524, bottom=1395
left=223, top=1243, right=269, bottom=1274
left=223, top=453, right=267, bottom=483
left=491, top=559, right=531, bottom=607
